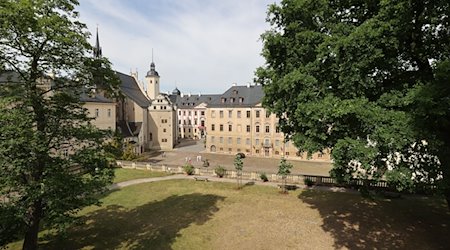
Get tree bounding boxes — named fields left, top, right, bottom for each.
left=278, top=158, right=293, bottom=193
left=234, top=155, right=244, bottom=189
left=257, top=0, right=450, bottom=206
left=0, top=0, right=120, bottom=248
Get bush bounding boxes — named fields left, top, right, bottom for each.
left=304, top=177, right=314, bottom=187
left=260, top=172, right=268, bottom=182
left=183, top=164, right=195, bottom=175
left=215, top=166, right=226, bottom=178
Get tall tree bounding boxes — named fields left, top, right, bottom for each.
left=257, top=0, right=450, bottom=206
left=0, top=0, right=120, bottom=248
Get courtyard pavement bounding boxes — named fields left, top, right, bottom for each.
left=142, top=139, right=333, bottom=176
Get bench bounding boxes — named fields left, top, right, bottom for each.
left=277, top=184, right=298, bottom=190
left=194, top=177, right=209, bottom=182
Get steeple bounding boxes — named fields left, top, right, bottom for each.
left=146, top=49, right=159, bottom=77
left=93, top=26, right=102, bottom=58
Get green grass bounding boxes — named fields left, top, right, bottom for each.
left=7, top=180, right=450, bottom=249
left=113, top=168, right=170, bottom=183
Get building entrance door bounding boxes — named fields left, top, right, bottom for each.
left=264, top=148, right=269, bottom=157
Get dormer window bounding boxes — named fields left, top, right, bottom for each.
left=221, top=98, right=227, bottom=103
left=233, top=90, right=238, bottom=95
left=230, top=98, right=235, bottom=103
left=239, top=97, right=244, bottom=103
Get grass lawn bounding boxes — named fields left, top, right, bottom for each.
left=7, top=180, right=450, bottom=249
left=113, top=168, right=171, bottom=183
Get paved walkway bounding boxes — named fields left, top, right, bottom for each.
left=144, top=139, right=333, bottom=176
left=109, top=174, right=357, bottom=194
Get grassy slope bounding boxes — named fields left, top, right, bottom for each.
left=7, top=180, right=450, bottom=249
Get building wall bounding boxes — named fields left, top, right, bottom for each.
left=177, top=107, right=207, bottom=139
left=148, top=95, right=176, bottom=150
left=84, top=102, right=116, bottom=131
left=206, top=105, right=331, bottom=161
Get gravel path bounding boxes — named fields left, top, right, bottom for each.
left=109, top=174, right=357, bottom=194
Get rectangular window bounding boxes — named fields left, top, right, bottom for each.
left=237, top=138, right=241, bottom=144
left=228, top=110, right=232, bottom=118
left=276, top=125, right=280, bottom=133
left=246, top=138, right=250, bottom=145
left=265, top=111, right=270, bottom=118
left=220, top=124, right=223, bottom=131
left=237, top=111, right=241, bottom=118
left=163, top=128, right=166, bottom=133
left=201, top=111, right=205, bottom=116
left=265, top=126, right=270, bottom=133
left=211, top=136, right=215, bottom=143
left=179, top=110, right=181, bottom=115
left=228, top=125, right=232, bottom=132
left=183, top=111, right=186, bottom=115
left=195, top=111, right=197, bottom=116
left=220, top=110, right=224, bottom=118
left=107, top=109, right=111, bottom=118
left=211, top=110, right=216, bottom=118
left=188, top=111, right=191, bottom=116
left=246, top=110, right=251, bottom=118
left=220, top=137, right=224, bottom=143
left=237, top=125, right=242, bottom=132
left=228, top=137, right=232, bottom=144
left=275, top=140, right=279, bottom=146
left=256, top=110, right=260, bottom=118
left=211, top=124, right=215, bottom=131
left=246, top=125, right=250, bottom=133
left=256, top=125, right=260, bottom=133
left=256, top=139, right=260, bottom=145
left=95, top=108, right=99, bottom=117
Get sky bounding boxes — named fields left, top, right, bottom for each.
left=77, top=0, right=279, bottom=95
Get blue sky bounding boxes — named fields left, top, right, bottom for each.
left=77, top=0, right=278, bottom=94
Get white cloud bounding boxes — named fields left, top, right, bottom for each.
left=77, top=0, right=277, bottom=94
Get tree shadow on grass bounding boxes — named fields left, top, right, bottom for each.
left=41, top=193, right=224, bottom=249
left=299, top=190, right=450, bottom=249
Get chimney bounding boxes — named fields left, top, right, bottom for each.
left=181, top=93, right=184, bottom=97
left=247, top=83, right=251, bottom=88
left=188, top=92, right=191, bottom=97
left=198, top=93, right=201, bottom=97
left=232, top=82, right=237, bottom=86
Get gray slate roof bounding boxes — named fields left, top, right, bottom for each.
left=80, top=93, right=114, bottom=103
left=171, top=94, right=220, bottom=108
left=117, top=121, right=142, bottom=138
left=208, top=85, right=264, bottom=107
left=116, top=71, right=150, bottom=108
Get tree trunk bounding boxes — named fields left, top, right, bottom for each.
left=445, top=189, right=450, bottom=211
left=22, top=201, right=42, bottom=250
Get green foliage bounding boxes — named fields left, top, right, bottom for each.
left=385, top=167, right=414, bottom=193
left=304, top=177, right=314, bottom=187
left=0, top=0, right=119, bottom=248
left=234, top=155, right=244, bottom=172
left=260, top=172, right=269, bottom=182
left=104, top=131, right=124, bottom=161
left=277, top=158, right=293, bottom=178
left=258, top=0, right=450, bottom=206
left=234, top=154, right=244, bottom=188
left=183, top=164, right=195, bottom=175
left=278, top=158, right=293, bottom=193
left=121, top=143, right=139, bottom=161
left=214, top=166, right=226, bottom=178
